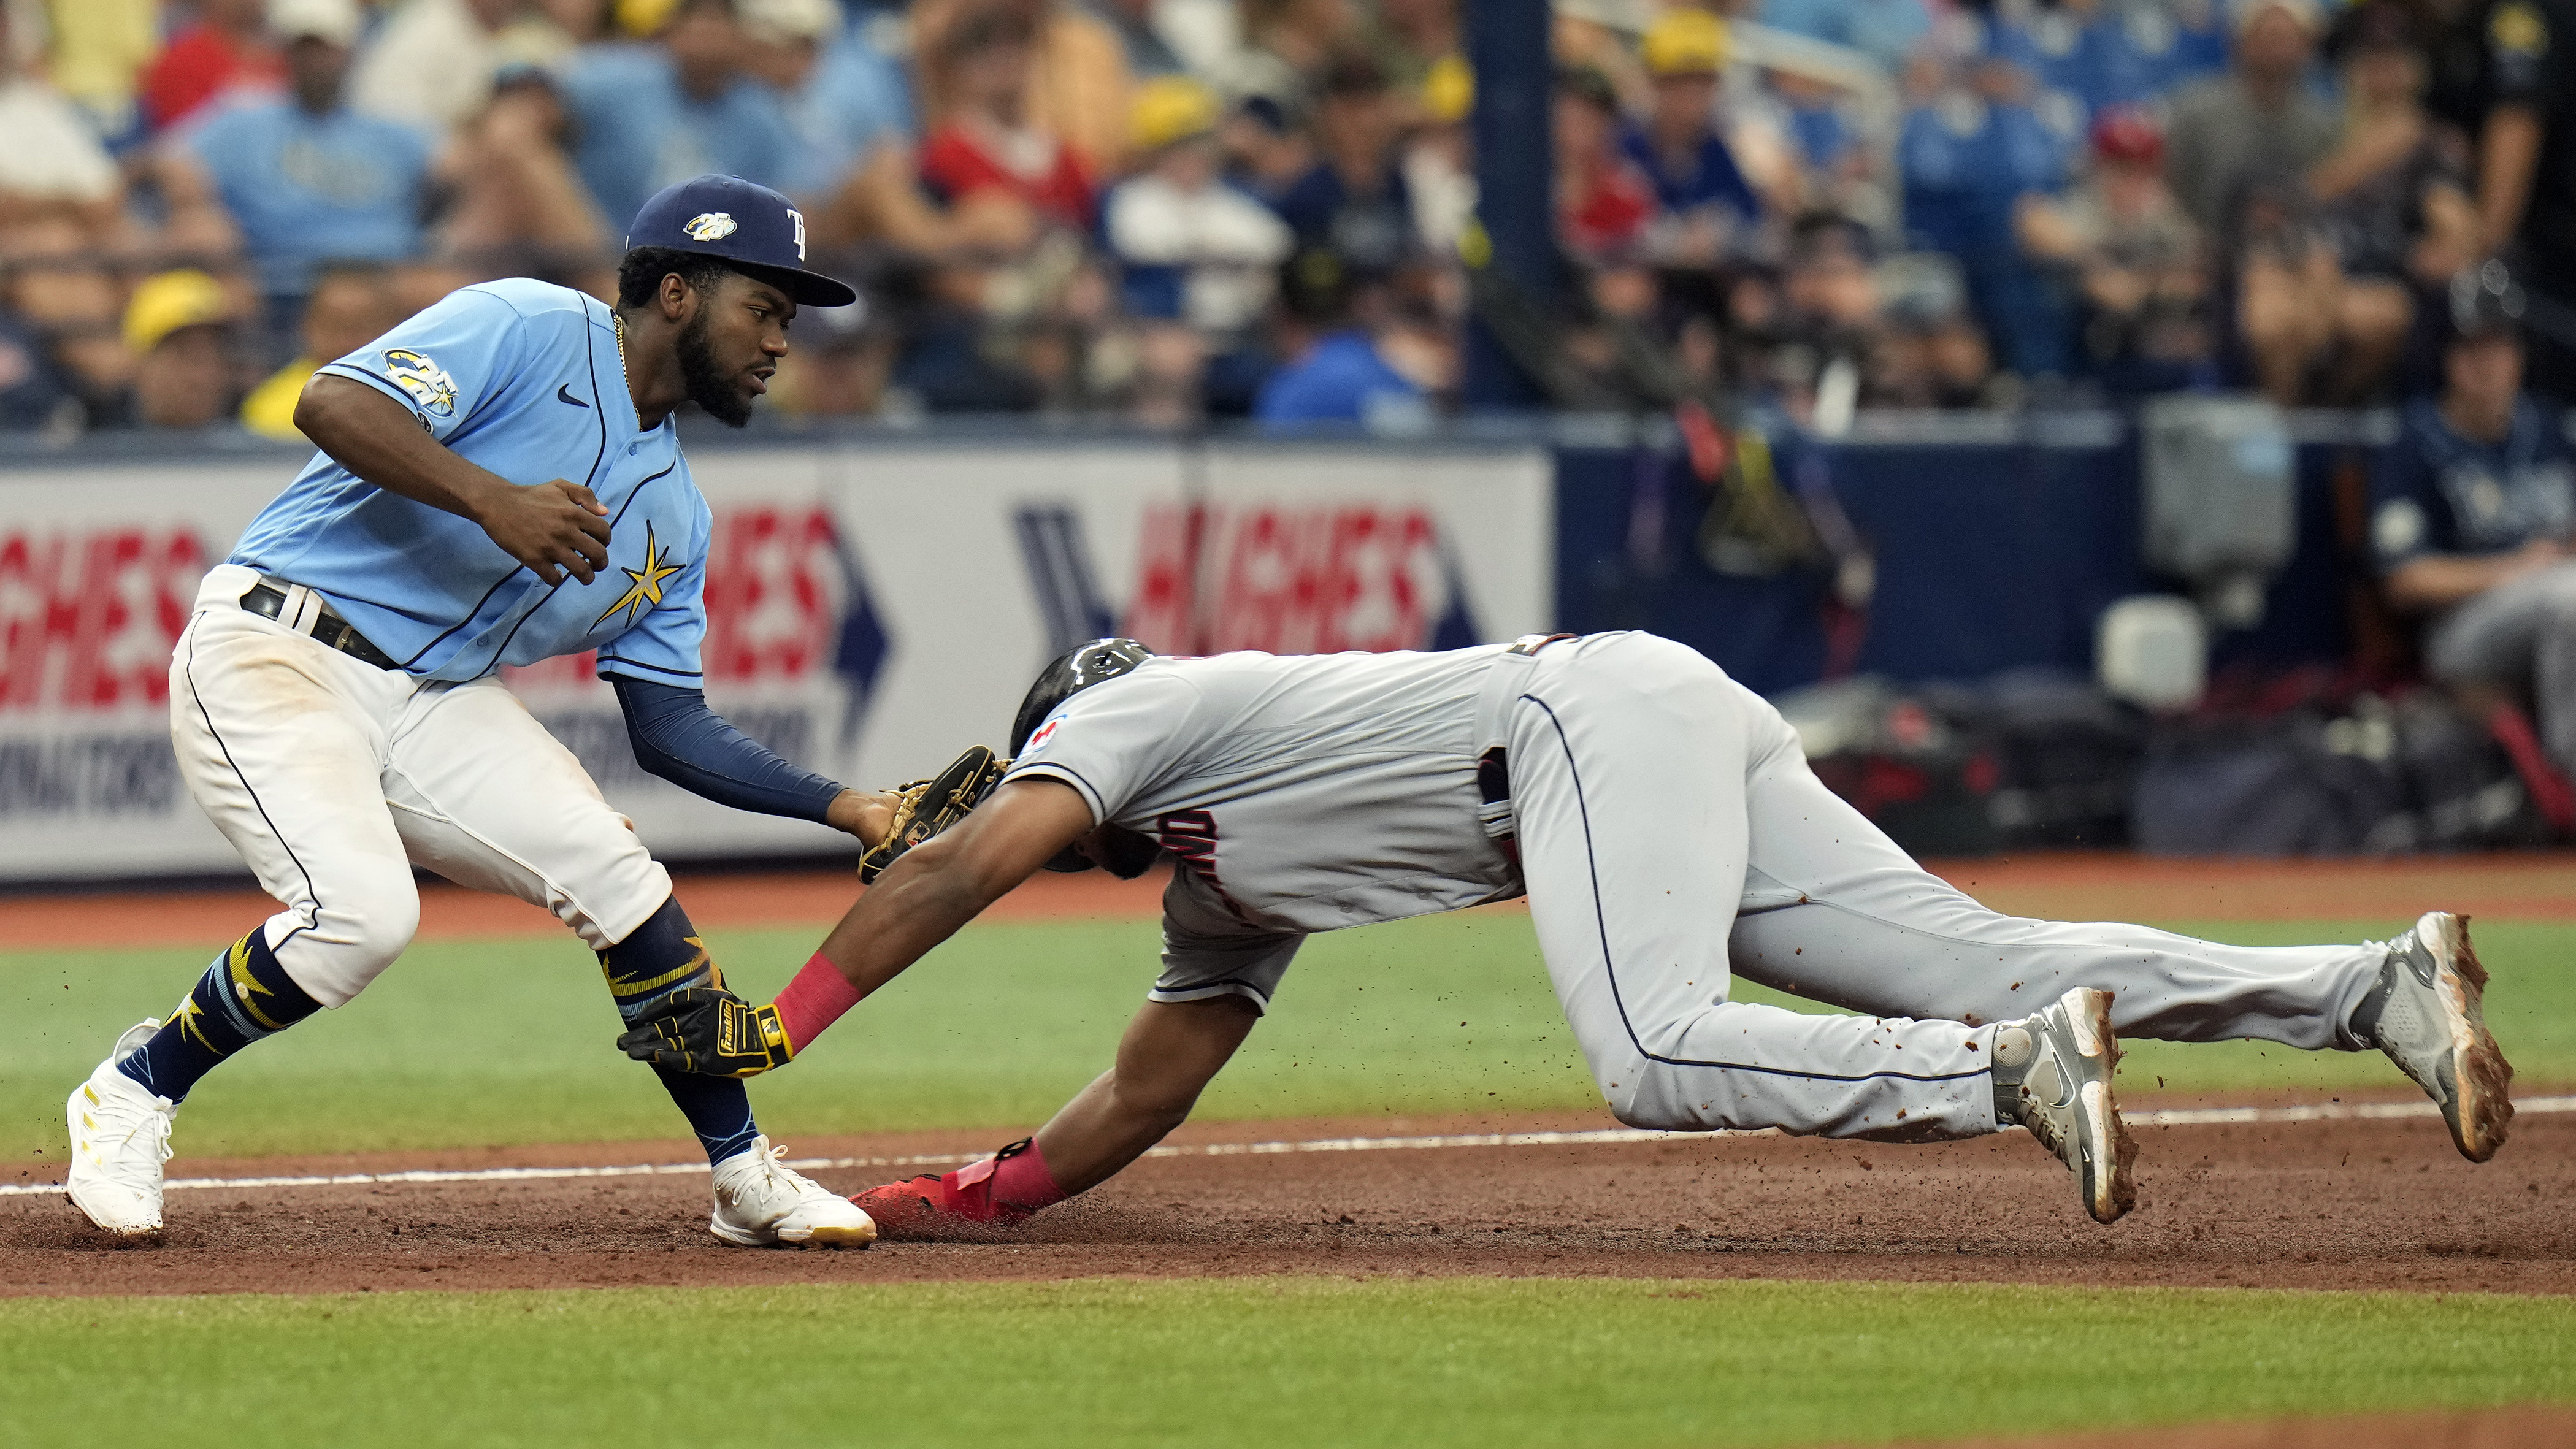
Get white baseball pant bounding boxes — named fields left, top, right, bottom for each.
left=1495, top=632, right=2384, bottom=1141
left=169, top=564, right=672, bottom=1007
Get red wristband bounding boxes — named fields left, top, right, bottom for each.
left=771, top=952, right=862, bottom=1053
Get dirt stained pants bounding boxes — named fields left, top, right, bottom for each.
left=169, top=564, right=672, bottom=1007
left=1493, top=632, right=2384, bottom=1141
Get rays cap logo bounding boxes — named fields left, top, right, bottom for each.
left=626, top=174, right=857, bottom=307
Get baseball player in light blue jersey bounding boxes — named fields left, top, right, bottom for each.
left=66, top=176, right=883, bottom=1247
left=626, top=635, right=2517, bottom=1230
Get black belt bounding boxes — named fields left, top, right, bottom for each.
left=240, top=583, right=401, bottom=670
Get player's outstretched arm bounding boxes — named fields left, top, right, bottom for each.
left=295, top=373, right=614, bottom=585
left=1032, top=997, right=1260, bottom=1196
left=616, top=778, right=1095, bottom=1076
left=849, top=996, right=1257, bottom=1236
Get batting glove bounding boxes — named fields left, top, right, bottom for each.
left=616, top=986, right=794, bottom=1078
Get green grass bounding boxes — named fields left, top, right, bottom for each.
left=9, top=913, right=2574, bottom=1162
left=2, top=1278, right=2569, bottom=1448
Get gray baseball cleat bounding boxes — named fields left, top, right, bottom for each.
left=2355, top=912, right=2513, bottom=1163
left=1993, top=987, right=2137, bottom=1225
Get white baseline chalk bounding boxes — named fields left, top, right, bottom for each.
left=6, top=1095, right=2567, bottom=1199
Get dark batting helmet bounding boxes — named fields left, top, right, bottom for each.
left=1011, top=638, right=1157, bottom=754
left=1011, top=638, right=1161, bottom=876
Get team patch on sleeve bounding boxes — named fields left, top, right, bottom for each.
left=385, top=348, right=461, bottom=419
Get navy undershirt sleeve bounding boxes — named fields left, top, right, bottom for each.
left=609, top=674, right=843, bottom=824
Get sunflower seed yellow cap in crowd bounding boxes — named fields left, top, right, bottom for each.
left=1130, top=75, right=1222, bottom=152
left=1422, top=53, right=1473, bottom=124
left=1643, top=7, right=1728, bottom=76
left=624, top=174, right=859, bottom=307
left=123, top=270, right=237, bottom=354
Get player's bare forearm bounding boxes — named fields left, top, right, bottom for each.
left=294, top=374, right=613, bottom=585
left=812, top=778, right=1097, bottom=1000
left=1033, top=998, right=1260, bottom=1195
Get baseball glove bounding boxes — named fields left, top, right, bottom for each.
left=855, top=745, right=1010, bottom=884
left=616, top=986, right=792, bottom=1078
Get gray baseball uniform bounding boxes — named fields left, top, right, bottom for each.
left=1003, top=632, right=2385, bottom=1141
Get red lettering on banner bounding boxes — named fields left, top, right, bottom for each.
left=0, top=527, right=204, bottom=714
left=702, top=505, right=838, bottom=685
left=505, top=505, right=843, bottom=698
left=1122, top=503, right=1444, bottom=656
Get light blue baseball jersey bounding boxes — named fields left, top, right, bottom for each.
left=230, top=278, right=710, bottom=687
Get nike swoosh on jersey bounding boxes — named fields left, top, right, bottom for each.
left=557, top=385, right=591, bottom=408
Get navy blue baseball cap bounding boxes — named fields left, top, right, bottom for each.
left=625, top=174, right=857, bottom=308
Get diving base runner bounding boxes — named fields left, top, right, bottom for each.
left=624, top=633, right=2516, bottom=1231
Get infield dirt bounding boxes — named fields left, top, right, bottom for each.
left=6, top=1105, right=2567, bottom=1299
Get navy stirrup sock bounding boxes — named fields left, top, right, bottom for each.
left=120, top=928, right=326, bottom=1103
left=600, top=897, right=761, bottom=1165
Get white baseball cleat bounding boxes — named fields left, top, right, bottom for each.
left=1994, top=987, right=2137, bottom=1225
left=709, top=1136, right=877, bottom=1247
left=66, top=1019, right=177, bottom=1236
left=2358, top=912, right=2513, bottom=1163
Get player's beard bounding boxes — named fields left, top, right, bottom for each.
left=677, top=307, right=757, bottom=429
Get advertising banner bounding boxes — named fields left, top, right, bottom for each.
left=0, top=441, right=1549, bottom=881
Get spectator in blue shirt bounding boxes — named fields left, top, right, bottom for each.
left=560, top=0, right=802, bottom=234
left=739, top=0, right=913, bottom=196
left=173, top=0, right=432, bottom=305
left=2373, top=284, right=2576, bottom=781
left=1897, top=57, right=2074, bottom=375
left=1254, top=248, right=1424, bottom=430
left=1617, top=9, right=1763, bottom=267
left=1986, top=0, right=2209, bottom=123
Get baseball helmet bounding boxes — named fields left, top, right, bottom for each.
left=1012, top=639, right=1159, bottom=875
left=1011, top=638, right=1157, bottom=754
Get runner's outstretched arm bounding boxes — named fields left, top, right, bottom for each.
left=615, top=778, right=1098, bottom=1078
left=1028, top=997, right=1261, bottom=1196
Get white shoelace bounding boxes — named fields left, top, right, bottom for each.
left=756, top=1145, right=832, bottom=1202
left=722, top=1142, right=826, bottom=1208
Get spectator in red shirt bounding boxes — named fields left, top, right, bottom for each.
left=142, top=0, right=285, bottom=131
left=917, top=10, right=1094, bottom=233
left=1556, top=64, right=1655, bottom=264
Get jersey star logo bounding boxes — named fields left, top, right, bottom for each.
left=593, top=522, right=684, bottom=630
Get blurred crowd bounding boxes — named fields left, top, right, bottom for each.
left=2, top=0, right=2573, bottom=435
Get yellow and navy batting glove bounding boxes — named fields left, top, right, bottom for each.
left=616, top=987, right=794, bottom=1078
